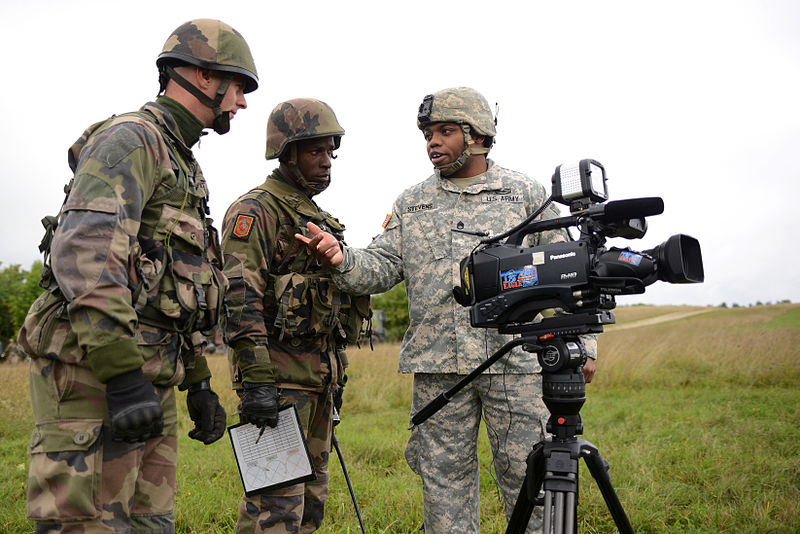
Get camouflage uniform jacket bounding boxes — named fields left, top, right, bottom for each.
left=222, top=171, right=361, bottom=390
left=333, top=159, right=597, bottom=374
left=19, top=101, right=222, bottom=387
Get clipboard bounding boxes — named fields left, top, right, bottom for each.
left=228, top=405, right=316, bottom=496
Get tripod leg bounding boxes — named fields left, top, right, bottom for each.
left=506, top=442, right=545, bottom=534
left=580, top=441, right=634, bottom=534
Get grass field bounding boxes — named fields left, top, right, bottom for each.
left=1, top=303, right=799, bottom=533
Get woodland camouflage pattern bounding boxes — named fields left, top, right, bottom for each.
left=159, top=19, right=259, bottom=93
left=235, top=389, right=334, bottom=534
left=264, top=99, right=344, bottom=160
left=222, top=172, right=367, bottom=388
left=222, top=171, right=367, bottom=533
left=18, top=101, right=223, bottom=532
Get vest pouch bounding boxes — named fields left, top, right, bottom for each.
left=18, top=289, right=82, bottom=364
left=138, top=323, right=184, bottom=386
left=158, top=247, right=217, bottom=328
left=27, top=419, right=103, bottom=521
left=340, top=294, right=372, bottom=344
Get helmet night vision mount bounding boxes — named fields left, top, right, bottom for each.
left=452, top=159, right=705, bottom=337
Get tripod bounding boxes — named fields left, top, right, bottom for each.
left=505, top=346, right=633, bottom=534
left=411, top=325, right=634, bottom=534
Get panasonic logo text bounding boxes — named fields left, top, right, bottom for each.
left=550, top=252, right=577, bottom=260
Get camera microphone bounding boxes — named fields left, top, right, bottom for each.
left=602, top=197, right=664, bottom=221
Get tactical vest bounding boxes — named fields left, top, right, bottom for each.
left=252, top=178, right=371, bottom=345
left=19, top=109, right=225, bottom=363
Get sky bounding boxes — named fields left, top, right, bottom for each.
left=1, top=0, right=798, bottom=307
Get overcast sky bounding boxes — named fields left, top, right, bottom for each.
left=1, top=0, right=798, bottom=307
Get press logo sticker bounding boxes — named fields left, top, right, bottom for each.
left=500, top=265, right=539, bottom=290
left=232, top=214, right=255, bottom=240
left=618, top=251, right=642, bottom=265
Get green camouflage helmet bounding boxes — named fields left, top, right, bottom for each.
left=417, top=86, right=497, bottom=137
left=265, top=98, right=345, bottom=160
left=157, top=19, right=258, bottom=93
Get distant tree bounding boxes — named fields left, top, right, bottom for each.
left=371, top=282, right=409, bottom=342
left=719, top=302, right=728, bottom=308
left=0, top=261, right=44, bottom=346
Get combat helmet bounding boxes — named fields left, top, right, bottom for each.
left=266, top=98, right=344, bottom=160
left=157, top=19, right=258, bottom=134
left=417, top=87, right=496, bottom=176
left=266, top=98, right=344, bottom=195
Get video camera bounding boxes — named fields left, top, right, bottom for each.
left=452, top=159, right=704, bottom=336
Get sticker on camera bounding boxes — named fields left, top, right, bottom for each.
left=501, top=265, right=539, bottom=290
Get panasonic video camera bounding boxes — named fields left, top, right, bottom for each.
left=452, top=159, right=704, bottom=336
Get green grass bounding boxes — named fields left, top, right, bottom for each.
left=2, top=303, right=799, bottom=533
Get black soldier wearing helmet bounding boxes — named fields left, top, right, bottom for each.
left=18, top=19, right=257, bottom=533
left=298, top=86, right=597, bottom=533
left=221, top=98, right=370, bottom=533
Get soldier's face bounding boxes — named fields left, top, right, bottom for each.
left=214, top=75, right=248, bottom=119
left=423, top=122, right=465, bottom=167
left=296, top=137, right=336, bottom=185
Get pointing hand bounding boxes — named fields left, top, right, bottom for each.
left=295, top=221, right=344, bottom=267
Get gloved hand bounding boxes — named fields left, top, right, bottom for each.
left=105, top=368, right=164, bottom=443
left=186, top=379, right=227, bottom=444
left=240, top=382, right=279, bottom=428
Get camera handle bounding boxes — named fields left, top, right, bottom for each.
left=411, top=337, right=530, bottom=425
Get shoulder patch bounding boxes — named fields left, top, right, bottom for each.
left=382, top=214, right=392, bottom=228
left=231, top=213, right=255, bottom=240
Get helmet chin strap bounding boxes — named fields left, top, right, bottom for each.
left=434, top=124, right=490, bottom=177
left=284, top=145, right=330, bottom=196
left=163, top=65, right=233, bottom=135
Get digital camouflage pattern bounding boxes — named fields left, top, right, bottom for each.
left=405, top=374, right=545, bottom=532
left=235, top=388, right=334, bottom=534
left=331, top=159, right=596, bottom=533
left=417, top=86, right=497, bottom=137
left=27, top=358, right=178, bottom=532
left=333, top=159, right=597, bottom=375
left=158, top=19, right=259, bottom=93
left=18, top=100, right=225, bottom=532
left=265, top=99, right=344, bottom=160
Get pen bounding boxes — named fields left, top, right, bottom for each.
left=255, top=425, right=266, bottom=444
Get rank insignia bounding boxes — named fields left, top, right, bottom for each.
left=232, top=214, right=255, bottom=240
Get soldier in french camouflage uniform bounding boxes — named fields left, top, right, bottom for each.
left=17, top=19, right=258, bottom=534
left=221, top=98, right=370, bottom=534
left=298, top=87, right=598, bottom=533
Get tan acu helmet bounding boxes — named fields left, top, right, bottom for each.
left=265, top=98, right=345, bottom=160
left=157, top=19, right=258, bottom=93
left=416, top=86, right=496, bottom=137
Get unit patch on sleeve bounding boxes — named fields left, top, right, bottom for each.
left=231, top=214, right=255, bottom=241
left=382, top=214, right=392, bottom=228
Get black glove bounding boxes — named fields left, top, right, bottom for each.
left=186, top=379, right=227, bottom=444
left=105, top=368, right=164, bottom=443
left=240, top=382, right=279, bottom=428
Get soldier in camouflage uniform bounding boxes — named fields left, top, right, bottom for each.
left=221, top=98, right=370, bottom=534
left=298, top=87, right=597, bottom=533
left=17, top=19, right=258, bottom=534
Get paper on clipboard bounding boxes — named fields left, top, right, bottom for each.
left=228, top=405, right=315, bottom=496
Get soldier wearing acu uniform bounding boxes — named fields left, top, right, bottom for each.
left=221, top=98, right=370, bottom=534
left=17, top=19, right=258, bottom=534
left=298, top=87, right=597, bottom=533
